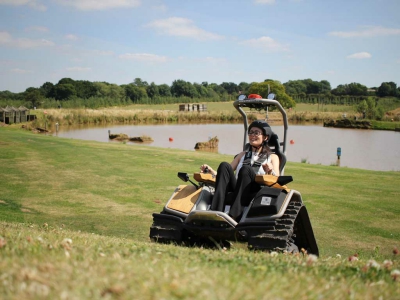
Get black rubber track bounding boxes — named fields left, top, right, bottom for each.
left=246, top=201, right=304, bottom=253
left=149, top=213, right=184, bottom=244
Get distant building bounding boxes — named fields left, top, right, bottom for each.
left=179, top=103, right=207, bottom=112
left=0, top=106, right=33, bottom=124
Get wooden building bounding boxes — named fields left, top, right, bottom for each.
left=179, top=103, right=207, bottom=112
left=18, top=106, right=30, bottom=122
left=0, top=106, right=31, bottom=124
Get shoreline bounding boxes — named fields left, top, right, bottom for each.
left=3, top=107, right=399, bottom=132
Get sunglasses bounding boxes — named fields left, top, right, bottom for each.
left=248, top=130, right=263, bottom=136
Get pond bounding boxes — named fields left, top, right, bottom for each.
left=52, top=123, right=400, bottom=172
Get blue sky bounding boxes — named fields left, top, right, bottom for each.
left=0, top=0, right=399, bottom=93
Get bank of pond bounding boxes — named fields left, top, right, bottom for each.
left=15, top=107, right=400, bottom=132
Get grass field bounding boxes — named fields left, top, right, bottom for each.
left=0, top=127, right=399, bottom=299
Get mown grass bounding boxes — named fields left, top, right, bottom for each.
left=0, top=127, right=399, bottom=299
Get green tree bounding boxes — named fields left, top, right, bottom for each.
left=193, top=83, right=208, bottom=98
left=366, top=97, right=377, bottom=120
left=377, top=82, right=398, bottom=97
left=93, top=82, right=125, bottom=99
left=24, top=87, right=43, bottom=108
left=331, top=84, right=347, bottom=96
left=208, top=83, right=226, bottom=97
left=132, top=78, right=149, bottom=87
left=171, top=80, right=198, bottom=98
left=220, top=82, right=238, bottom=95
left=54, top=84, right=76, bottom=100
left=158, top=84, right=172, bottom=97
left=75, top=80, right=98, bottom=99
left=0, top=90, right=24, bottom=100
left=283, top=80, right=307, bottom=95
left=58, top=78, right=75, bottom=85
left=356, top=100, right=368, bottom=116
left=319, top=80, right=332, bottom=94
left=238, top=82, right=250, bottom=95
left=39, top=82, right=55, bottom=98
left=348, top=83, right=367, bottom=96
left=248, top=80, right=296, bottom=109
left=124, top=84, right=147, bottom=102
left=146, top=82, right=159, bottom=99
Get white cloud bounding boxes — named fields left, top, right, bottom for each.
left=198, top=57, right=227, bottom=64
left=0, top=0, right=46, bottom=11
left=11, top=68, right=33, bottom=74
left=254, top=0, right=275, bottom=4
left=240, top=36, right=289, bottom=52
left=0, top=31, right=54, bottom=48
left=0, top=31, right=13, bottom=44
left=152, top=4, right=167, bottom=12
left=329, top=26, right=400, bottom=38
left=66, top=67, right=92, bottom=72
left=15, top=38, right=54, bottom=48
left=55, top=0, right=141, bottom=11
left=25, top=26, right=49, bottom=32
left=92, top=50, right=114, bottom=56
left=147, top=17, right=224, bottom=41
left=119, top=53, right=168, bottom=63
left=346, top=52, right=372, bottom=59
left=0, top=0, right=30, bottom=4
left=65, top=34, right=79, bottom=41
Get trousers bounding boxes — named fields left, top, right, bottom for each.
left=210, top=162, right=261, bottom=220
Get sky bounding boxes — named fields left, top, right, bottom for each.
left=0, top=0, right=399, bottom=93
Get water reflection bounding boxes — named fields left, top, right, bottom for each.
left=53, top=123, right=400, bottom=172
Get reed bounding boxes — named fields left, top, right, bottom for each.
left=28, top=107, right=257, bottom=129
left=16, top=102, right=399, bottom=131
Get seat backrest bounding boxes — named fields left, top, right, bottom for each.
left=267, top=133, right=286, bottom=174
left=242, top=133, right=286, bottom=174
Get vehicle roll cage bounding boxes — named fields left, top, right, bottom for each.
left=233, top=95, right=288, bottom=155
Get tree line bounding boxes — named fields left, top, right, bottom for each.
left=0, top=77, right=399, bottom=110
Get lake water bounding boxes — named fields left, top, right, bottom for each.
left=52, top=123, right=400, bottom=172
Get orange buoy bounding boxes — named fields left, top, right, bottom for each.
left=169, top=137, right=173, bottom=142
left=290, top=140, right=295, bottom=144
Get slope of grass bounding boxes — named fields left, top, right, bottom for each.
left=0, top=127, right=399, bottom=299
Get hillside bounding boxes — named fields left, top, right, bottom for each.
left=0, top=127, right=399, bottom=299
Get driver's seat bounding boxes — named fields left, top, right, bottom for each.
left=267, top=133, right=286, bottom=174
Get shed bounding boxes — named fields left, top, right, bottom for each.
left=179, top=103, right=207, bottom=112
left=5, top=106, right=20, bottom=123
left=0, top=106, right=14, bottom=124
left=0, top=107, right=7, bottom=123
left=18, top=106, right=30, bottom=122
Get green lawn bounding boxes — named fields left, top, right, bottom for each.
left=0, top=127, right=399, bottom=299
